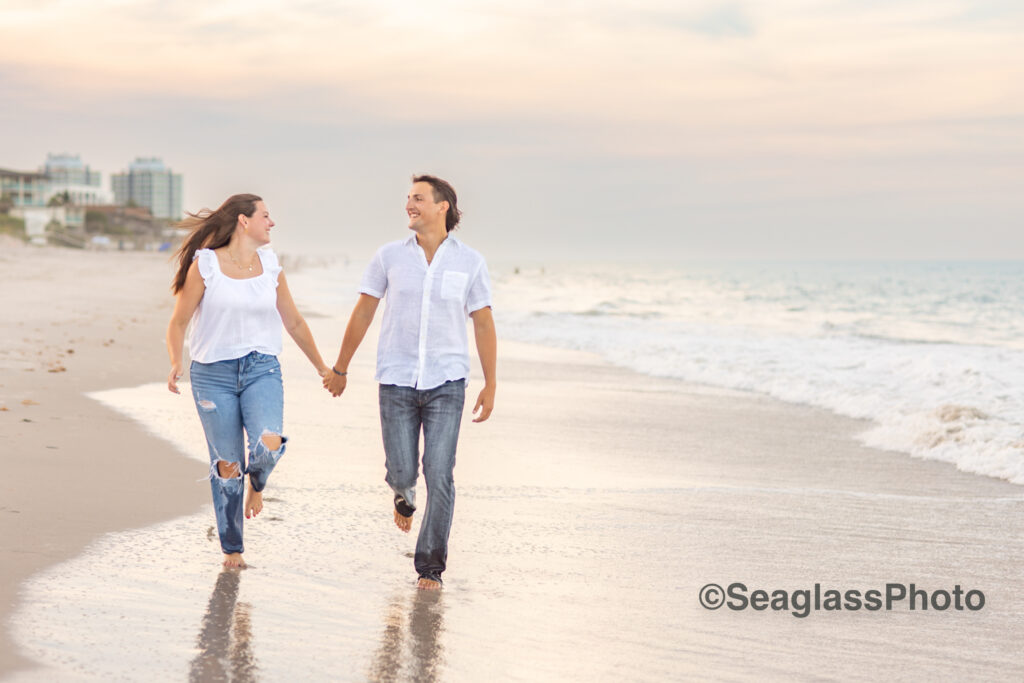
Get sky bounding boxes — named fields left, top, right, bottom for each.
left=1, top=0, right=1022, bottom=261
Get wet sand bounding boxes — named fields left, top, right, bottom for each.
left=3, top=247, right=1024, bottom=680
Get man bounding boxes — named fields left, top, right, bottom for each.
left=324, top=174, right=497, bottom=590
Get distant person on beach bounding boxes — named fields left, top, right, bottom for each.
left=323, top=175, right=497, bottom=590
left=166, top=194, right=331, bottom=569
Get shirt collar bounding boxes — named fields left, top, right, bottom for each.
left=404, top=233, right=459, bottom=249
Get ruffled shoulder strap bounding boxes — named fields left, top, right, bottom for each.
left=258, top=248, right=282, bottom=286
left=193, top=248, right=218, bottom=285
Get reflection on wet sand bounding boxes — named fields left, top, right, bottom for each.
left=189, top=570, right=258, bottom=682
left=368, top=589, right=446, bottom=682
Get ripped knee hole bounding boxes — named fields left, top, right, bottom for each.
left=260, top=432, right=283, bottom=451
left=216, top=460, right=241, bottom=479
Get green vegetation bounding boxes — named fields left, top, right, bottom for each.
left=47, top=190, right=71, bottom=207
left=0, top=214, right=26, bottom=238
left=85, top=210, right=109, bottom=235
left=102, top=222, right=134, bottom=236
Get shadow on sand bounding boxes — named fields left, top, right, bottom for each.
left=368, top=588, right=446, bottom=682
left=189, top=569, right=258, bottom=682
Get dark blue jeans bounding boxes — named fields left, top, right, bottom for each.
left=379, top=379, right=466, bottom=583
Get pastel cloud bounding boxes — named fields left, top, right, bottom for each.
left=1, top=1, right=1022, bottom=258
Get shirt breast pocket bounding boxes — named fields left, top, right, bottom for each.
left=440, top=270, right=469, bottom=301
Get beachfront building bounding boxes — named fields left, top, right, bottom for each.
left=111, top=157, right=183, bottom=220
left=2, top=155, right=112, bottom=209
left=42, top=153, right=112, bottom=206
left=2, top=163, right=88, bottom=244
left=16, top=205, right=86, bottom=246
left=0, top=167, right=49, bottom=207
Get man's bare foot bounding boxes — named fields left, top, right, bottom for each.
left=417, top=578, right=441, bottom=590
left=245, top=484, right=263, bottom=519
left=394, top=508, right=412, bottom=533
left=223, top=553, right=247, bottom=569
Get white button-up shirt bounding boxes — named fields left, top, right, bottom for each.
left=358, top=234, right=493, bottom=390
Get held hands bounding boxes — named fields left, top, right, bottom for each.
left=323, top=368, right=347, bottom=397
left=472, top=384, right=496, bottom=423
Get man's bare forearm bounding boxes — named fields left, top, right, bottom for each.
left=473, top=310, right=497, bottom=387
left=332, top=294, right=380, bottom=371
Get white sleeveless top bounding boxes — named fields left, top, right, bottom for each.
left=187, top=248, right=284, bottom=364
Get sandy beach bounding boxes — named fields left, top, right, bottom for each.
left=0, top=245, right=209, bottom=675
left=2, top=246, right=1024, bottom=681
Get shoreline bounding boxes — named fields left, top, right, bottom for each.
left=3, top=247, right=1024, bottom=679
left=0, top=247, right=209, bottom=677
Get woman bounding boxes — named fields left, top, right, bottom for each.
left=166, top=193, right=330, bottom=568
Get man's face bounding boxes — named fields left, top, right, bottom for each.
left=406, top=182, right=446, bottom=232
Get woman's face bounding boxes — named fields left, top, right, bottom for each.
left=241, top=200, right=274, bottom=245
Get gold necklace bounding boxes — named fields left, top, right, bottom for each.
left=228, top=248, right=257, bottom=272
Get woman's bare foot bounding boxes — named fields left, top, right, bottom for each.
left=245, top=483, right=263, bottom=519
left=223, top=553, right=247, bottom=569
left=394, top=508, right=412, bottom=533
left=417, top=578, right=441, bottom=590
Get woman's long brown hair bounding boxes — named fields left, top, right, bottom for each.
left=171, top=194, right=262, bottom=293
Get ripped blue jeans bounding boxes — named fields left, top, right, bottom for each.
left=190, top=351, right=287, bottom=555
